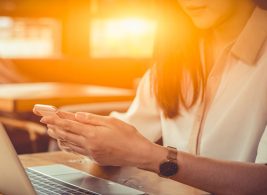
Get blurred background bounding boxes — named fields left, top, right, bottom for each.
left=0, top=0, right=158, bottom=154
left=0, top=0, right=157, bottom=86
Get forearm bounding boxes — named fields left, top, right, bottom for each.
left=141, top=144, right=267, bottom=195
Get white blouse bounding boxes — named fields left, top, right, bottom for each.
left=111, top=7, right=267, bottom=163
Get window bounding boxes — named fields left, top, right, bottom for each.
left=0, top=17, right=61, bottom=58
left=90, top=18, right=156, bottom=58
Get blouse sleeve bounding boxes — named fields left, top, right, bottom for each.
left=255, top=126, right=267, bottom=164
left=110, top=70, right=162, bottom=142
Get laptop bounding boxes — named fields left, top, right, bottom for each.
left=0, top=124, right=146, bottom=195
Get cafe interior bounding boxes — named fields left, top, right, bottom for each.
left=0, top=0, right=157, bottom=154
left=1, top=1, right=194, bottom=194
left=1, top=1, right=182, bottom=193
left=1, top=0, right=267, bottom=195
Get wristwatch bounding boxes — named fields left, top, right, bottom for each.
left=159, top=146, right=179, bottom=177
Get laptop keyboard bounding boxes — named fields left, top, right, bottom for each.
left=26, top=169, right=99, bottom=195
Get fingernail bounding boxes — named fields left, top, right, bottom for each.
left=47, top=128, right=53, bottom=136
left=40, top=118, right=47, bottom=123
left=75, top=112, right=87, bottom=120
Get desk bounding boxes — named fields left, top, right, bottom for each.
left=0, top=83, right=134, bottom=112
left=19, top=151, right=205, bottom=195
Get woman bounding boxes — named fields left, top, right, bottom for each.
left=40, top=0, right=267, bottom=194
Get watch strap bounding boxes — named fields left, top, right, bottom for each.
left=167, top=146, right=178, bottom=162
left=158, top=146, right=179, bottom=177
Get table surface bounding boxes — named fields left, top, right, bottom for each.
left=19, top=151, right=205, bottom=195
left=0, top=83, right=134, bottom=112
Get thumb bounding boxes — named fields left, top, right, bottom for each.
left=75, top=112, right=109, bottom=126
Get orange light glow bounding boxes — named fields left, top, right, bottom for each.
left=90, top=18, right=157, bottom=58
left=0, top=17, right=61, bottom=58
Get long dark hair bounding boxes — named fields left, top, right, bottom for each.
left=152, top=0, right=204, bottom=118
left=254, top=0, right=267, bottom=9
left=152, top=0, right=267, bottom=119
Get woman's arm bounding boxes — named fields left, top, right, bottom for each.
left=146, top=145, right=267, bottom=195
left=41, top=112, right=267, bottom=195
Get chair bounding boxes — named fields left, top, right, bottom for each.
left=0, top=116, right=47, bottom=153
left=0, top=57, right=43, bottom=153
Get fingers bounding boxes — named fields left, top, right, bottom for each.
left=57, top=139, right=73, bottom=152
left=47, top=126, right=72, bottom=143
left=47, top=126, right=72, bottom=151
left=56, top=110, right=76, bottom=121
left=75, top=112, right=111, bottom=126
left=41, top=116, right=94, bottom=137
left=47, top=127, right=60, bottom=140
left=68, top=144, right=86, bottom=156
left=46, top=122, right=85, bottom=146
left=58, top=140, right=87, bottom=156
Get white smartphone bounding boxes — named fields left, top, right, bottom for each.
left=33, top=104, right=58, bottom=117
left=33, top=104, right=76, bottom=121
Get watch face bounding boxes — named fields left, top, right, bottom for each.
left=159, top=161, right=178, bottom=177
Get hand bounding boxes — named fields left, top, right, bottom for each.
left=45, top=111, right=76, bottom=152
left=40, top=111, right=163, bottom=169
